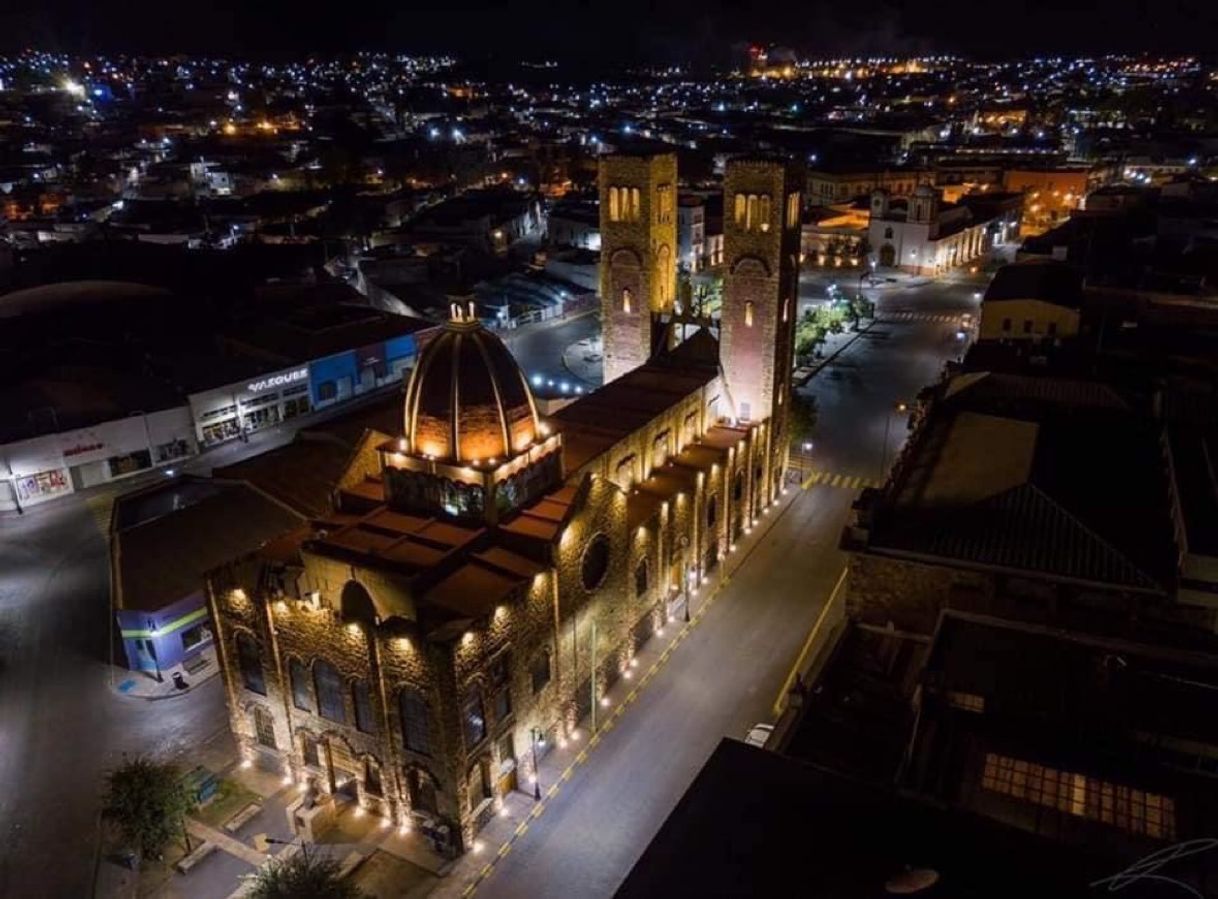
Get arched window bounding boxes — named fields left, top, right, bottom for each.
left=733, top=471, right=744, bottom=502
left=468, top=759, right=492, bottom=811
left=608, top=186, right=620, bottom=222
left=400, top=689, right=432, bottom=755
left=352, top=680, right=375, bottom=734
left=622, top=287, right=632, bottom=314
left=707, top=495, right=718, bottom=529
left=289, top=658, right=311, bottom=711
left=462, top=687, right=487, bottom=749
left=759, top=195, right=771, bottom=232
left=630, top=188, right=641, bottom=221
left=581, top=534, right=611, bottom=591
left=235, top=633, right=265, bottom=695
left=531, top=649, right=551, bottom=694
left=364, top=758, right=383, bottom=797
left=407, top=766, right=438, bottom=814
left=314, top=661, right=346, bottom=723
left=734, top=192, right=747, bottom=225
left=634, top=559, right=649, bottom=598
left=745, top=301, right=755, bottom=328
left=746, top=194, right=758, bottom=231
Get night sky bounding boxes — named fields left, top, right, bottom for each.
left=0, top=0, right=1213, bottom=64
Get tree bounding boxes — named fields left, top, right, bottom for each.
left=788, top=391, right=818, bottom=446
left=245, top=847, right=367, bottom=899
left=103, top=757, right=193, bottom=860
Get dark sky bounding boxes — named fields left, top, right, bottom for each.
left=0, top=0, right=1213, bottom=64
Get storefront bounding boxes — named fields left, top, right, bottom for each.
left=308, top=334, right=418, bottom=410
left=117, top=591, right=213, bottom=677
left=189, top=364, right=312, bottom=447
left=1, top=407, right=197, bottom=512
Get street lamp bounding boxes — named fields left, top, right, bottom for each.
left=529, top=727, right=544, bottom=800
left=880, top=401, right=909, bottom=478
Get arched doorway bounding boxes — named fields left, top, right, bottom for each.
left=879, top=243, right=896, bottom=267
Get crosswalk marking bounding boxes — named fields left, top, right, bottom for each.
left=803, top=471, right=881, bottom=491
left=881, top=311, right=967, bottom=324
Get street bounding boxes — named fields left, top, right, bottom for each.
left=470, top=277, right=976, bottom=898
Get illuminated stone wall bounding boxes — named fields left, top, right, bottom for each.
left=599, top=152, right=678, bottom=384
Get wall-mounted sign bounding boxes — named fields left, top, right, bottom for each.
left=245, top=368, right=308, bottom=395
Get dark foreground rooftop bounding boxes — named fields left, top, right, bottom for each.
left=615, top=738, right=1134, bottom=898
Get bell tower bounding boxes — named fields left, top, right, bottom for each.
left=720, top=157, right=804, bottom=500
left=598, top=151, right=678, bottom=384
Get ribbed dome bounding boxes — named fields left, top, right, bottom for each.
left=404, top=318, right=541, bottom=463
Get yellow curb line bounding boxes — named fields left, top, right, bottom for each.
left=771, top=566, right=848, bottom=718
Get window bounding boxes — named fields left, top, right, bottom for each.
left=317, top=380, right=338, bottom=402
left=489, top=654, right=512, bottom=723
left=302, top=735, right=321, bottom=768
left=635, top=559, right=650, bottom=598
left=531, top=650, right=551, bottom=694
left=1023, top=319, right=1033, bottom=334
left=400, top=689, right=432, bottom=755
left=733, top=471, right=744, bottom=502
left=947, top=691, right=985, bottom=713
left=407, top=767, right=438, bottom=814
left=313, top=661, right=346, bottom=723
left=497, top=732, right=516, bottom=768
left=235, top=633, right=265, bottom=695
left=254, top=706, right=277, bottom=749
left=746, top=194, right=758, bottom=230
left=657, top=184, right=673, bottom=223
left=608, top=186, right=620, bottom=222
left=1002, top=318, right=1012, bottom=332
left=581, top=534, right=611, bottom=591
left=758, top=194, right=771, bottom=232
left=462, top=688, right=487, bottom=748
left=364, top=758, right=383, bottom=797
left=786, top=192, right=800, bottom=228
left=290, top=658, right=312, bottom=711
left=745, top=301, right=754, bottom=328
left=622, top=287, right=632, bottom=314
left=181, top=623, right=209, bottom=651
left=884, top=227, right=894, bottom=239
left=468, top=760, right=492, bottom=811
left=707, top=495, right=718, bottom=529
left=734, top=192, right=746, bottom=226
left=982, top=753, right=1175, bottom=840
left=352, top=681, right=376, bottom=734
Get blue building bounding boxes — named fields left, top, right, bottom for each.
left=112, top=477, right=301, bottom=676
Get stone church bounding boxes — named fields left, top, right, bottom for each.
left=206, top=152, right=803, bottom=853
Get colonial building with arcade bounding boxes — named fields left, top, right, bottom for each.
left=207, top=152, right=803, bottom=853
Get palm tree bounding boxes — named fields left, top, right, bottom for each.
left=245, top=846, right=366, bottom=899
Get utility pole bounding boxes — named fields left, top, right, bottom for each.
left=589, top=617, right=597, bottom=733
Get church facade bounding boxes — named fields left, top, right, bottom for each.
left=206, top=154, right=803, bottom=854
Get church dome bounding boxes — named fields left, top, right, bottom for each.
left=404, top=313, right=541, bottom=463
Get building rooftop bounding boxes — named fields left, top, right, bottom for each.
left=984, top=259, right=1083, bottom=308
left=615, top=738, right=1109, bottom=898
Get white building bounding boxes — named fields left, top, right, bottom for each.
left=869, top=186, right=1019, bottom=277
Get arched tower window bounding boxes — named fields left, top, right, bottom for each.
left=630, top=188, right=641, bottom=221
left=734, top=193, right=746, bottom=226
left=759, top=195, right=771, bottom=232
left=622, top=287, right=632, bottom=314
left=746, top=195, right=758, bottom=231
left=745, top=301, right=755, bottom=328
left=608, top=187, right=620, bottom=222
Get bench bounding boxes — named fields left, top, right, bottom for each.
left=336, top=850, right=365, bottom=880
left=223, top=801, right=263, bottom=833
left=175, top=841, right=216, bottom=873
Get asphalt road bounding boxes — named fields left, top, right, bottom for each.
left=500, top=312, right=601, bottom=398
left=473, top=280, right=973, bottom=899
left=0, top=316, right=586, bottom=899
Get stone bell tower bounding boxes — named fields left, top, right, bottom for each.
left=719, top=156, right=804, bottom=501
left=598, top=150, right=678, bottom=384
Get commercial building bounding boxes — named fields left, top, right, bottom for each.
left=806, top=166, right=931, bottom=205
left=206, top=154, right=800, bottom=854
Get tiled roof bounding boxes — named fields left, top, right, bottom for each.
left=882, top=482, right=1161, bottom=590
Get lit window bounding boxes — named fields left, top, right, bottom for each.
left=622, top=287, right=632, bottom=314
left=745, top=301, right=754, bottom=328
left=759, top=194, right=771, bottom=232
left=630, top=187, right=641, bottom=221
left=734, top=192, right=746, bottom=226
left=982, top=753, right=1175, bottom=840
left=608, top=186, right=620, bottom=222
left=947, top=690, right=984, bottom=713
left=462, top=688, right=487, bottom=748
left=746, top=194, right=758, bottom=231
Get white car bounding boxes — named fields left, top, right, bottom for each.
left=744, top=723, right=774, bottom=749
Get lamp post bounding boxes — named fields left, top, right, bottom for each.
left=529, top=727, right=544, bottom=801
left=879, top=401, right=909, bottom=479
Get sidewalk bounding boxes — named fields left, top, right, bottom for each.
left=795, top=318, right=876, bottom=386
left=429, top=482, right=804, bottom=899
left=109, top=646, right=222, bottom=701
